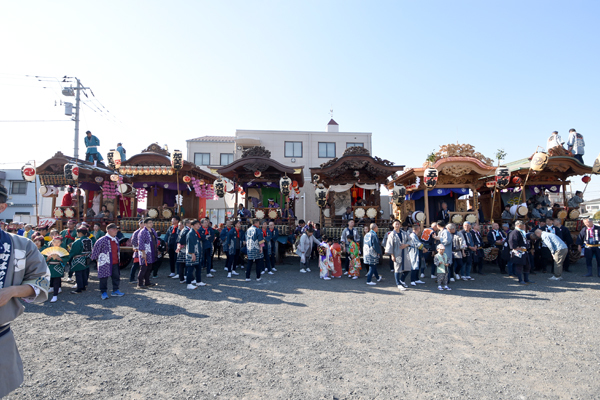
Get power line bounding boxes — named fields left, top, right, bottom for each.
left=0, top=120, right=71, bottom=122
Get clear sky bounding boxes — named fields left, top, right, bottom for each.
left=1, top=1, right=599, bottom=198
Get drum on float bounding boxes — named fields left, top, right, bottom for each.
left=411, top=211, right=425, bottom=224
left=509, top=203, right=528, bottom=217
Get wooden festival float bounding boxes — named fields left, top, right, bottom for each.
left=116, top=143, right=217, bottom=234
left=310, top=146, right=404, bottom=240
left=387, top=144, right=496, bottom=228
left=216, top=146, right=304, bottom=233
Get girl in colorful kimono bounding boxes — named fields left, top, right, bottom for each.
left=45, top=237, right=68, bottom=303
left=318, top=237, right=334, bottom=280
left=330, top=239, right=343, bottom=278
left=346, top=234, right=362, bottom=279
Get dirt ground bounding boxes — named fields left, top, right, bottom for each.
left=6, top=254, right=600, bottom=400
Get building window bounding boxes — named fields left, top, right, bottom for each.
left=284, top=141, right=303, bottom=158
left=318, top=142, right=336, bottom=158
left=346, top=142, right=364, bottom=148
left=194, top=153, right=210, bottom=166
left=220, top=153, right=234, bottom=165
left=11, top=181, right=27, bottom=195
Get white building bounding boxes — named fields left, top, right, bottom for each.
left=0, top=169, right=41, bottom=223
left=186, top=120, right=373, bottom=222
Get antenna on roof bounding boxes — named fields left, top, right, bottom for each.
left=329, top=106, right=334, bottom=119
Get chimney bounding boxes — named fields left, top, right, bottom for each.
left=327, top=119, right=339, bottom=132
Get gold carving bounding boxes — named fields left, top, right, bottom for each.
left=440, top=165, right=473, bottom=177
left=425, top=144, right=493, bottom=166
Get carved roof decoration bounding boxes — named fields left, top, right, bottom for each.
left=241, top=146, right=271, bottom=159
left=217, top=156, right=304, bottom=187
left=423, top=143, right=494, bottom=167
left=311, top=150, right=404, bottom=186
left=141, top=143, right=171, bottom=157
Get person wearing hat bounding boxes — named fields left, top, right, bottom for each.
left=0, top=184, right=50, bottom=397
left=84, top=130, right=104, bottom=164
left=116, top=142, right=127, bottom=161
left=267, top=198, right=279, bottom=208
left=546, top=130, right=564, bottom=152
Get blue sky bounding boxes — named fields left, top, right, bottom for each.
left=1, top=0, right=599, bottom=197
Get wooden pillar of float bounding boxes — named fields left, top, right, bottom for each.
left=424, top=188, right=430, bottom=227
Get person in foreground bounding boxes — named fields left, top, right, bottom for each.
left=0, top=184, right=50, bottom=398
left=90, top=223, right=125, bottom=300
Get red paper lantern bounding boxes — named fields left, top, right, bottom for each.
left=254, top=171, right=261, bottom=178
left=292, top=180, right=298, bottom=188
left=582, top=176, right=591, bottom=184
left=512, top=176, right=522, bottom=185
left=183, top=175, right=191, bottom=183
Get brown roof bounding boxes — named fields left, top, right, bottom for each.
left=187, top=136, right=235, bottom=143
left=327, top=119, right=338, bottom=125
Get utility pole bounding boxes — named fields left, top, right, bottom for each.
left=63, top=77, right=89, bottom=159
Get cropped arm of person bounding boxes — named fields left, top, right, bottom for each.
left=0, top=285, right=36, bottom=307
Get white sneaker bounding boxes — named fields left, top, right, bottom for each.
left=256, top=278, right=261, bottom=281
left=171, top=274, right=179, bottom=279
left=224, top=267, right=228, bottom=271
left=343, top=271, right=348, bottom=275
left=397, top=285, right=406, bottom=291
left=324, top=277, right=331, bottom=280
left=415, top=280, right=425, bottom=284
left=431, top=275, right=437, bottom=279
left=50, top=296, right=58, bottom=303
left=462, top=277, right=469, bottom=281
left=420, top=273, right=425, bottom=278
left=245, top=278, right=251, bottom=282
left=210, top=269, right=216, bottom=273
left=206, top=274, right=214, bottom=278
left=196, top=282, right=206, bottom=286
left=366, top=282, right=376, bottom=285
left=410, top=282, right=416, bottom=286
left=268, top=271, right=274, bottom=275
left=352, top=276, right=358, bottom=280
left=300, top=269, right=307, bottom=273
left=168, top=273, right=176, bottom=277
left=179, top=280, right=186, bottom=284
left=231, top=271, right=239, bottom=276
left=377, top=276, right=382, bottom=282
left=306, top=268, right=311, bottom=272
left=549, top=276, right=563, bottom=280
left=444, top=286, right=452, bottom=290
left=227, top=273, right=232, bottom=278
left=449, top=278, right=455, bottom=282
left=456, top=275, right=461, bottom=280
left=272, top=268, right=277, bottom=272
left=467, top=276, right=474, bottom=280
left=239, top=265, right=244, bottom=269
left=191, top=280, right=197, bottom=285
left=438, top=286, right=443, bottom=291
left=187, top=284, right=197, bottom=290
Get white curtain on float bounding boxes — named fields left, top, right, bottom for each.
left=327, top=183, right=379, bottom=215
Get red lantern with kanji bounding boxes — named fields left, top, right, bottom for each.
left=582, top=176, right=591, bottom=184
left=183, top=175, right=191, bottom=183
left=512, top=176, right=522, bottom=185
left=254, top=171, right=261, bottom=178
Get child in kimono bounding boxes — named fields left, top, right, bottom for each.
left=318, top=236, right=334, bottom=280
left=330, top=239, right=343, bottom=278
left=346, top=234, right=362, bottom=279
left=69, top=228, right=93, bottom=294
left=434, top=244, right=451, bottom=291
left=45, top=237, right=68, bottom=303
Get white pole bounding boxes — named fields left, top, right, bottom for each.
left=74, top=78, right=81, bottom=159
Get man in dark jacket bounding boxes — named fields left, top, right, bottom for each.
left=577, top=218, right=600, bottom=277
left=163, top=216, right=181, bottom=278
left=508, top=221, right=534, bottom=284
left=487, top=222, right=507, bottom=273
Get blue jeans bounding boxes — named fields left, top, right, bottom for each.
left=461, top=253, right=473, bottom=277
left=263, top=248, right=272, bottom=272
left=585, top=247, right=600, bottom=275
left=246, top=258, right=264, bottom=279
left=394, top=272, right=403, bottom=286
left=129, top=262, right=139, bottom=282
left=201, top=247, right=212, bottom=273
left=507, top=261, right=515, bottom=276
left=453, top=258, right=463, bottom=277
left=366, top=264, right=379, bottom=283
left=186, top=263, right=201, bottom=284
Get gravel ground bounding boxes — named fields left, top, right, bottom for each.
left=6, top=255, right=600, bottom=400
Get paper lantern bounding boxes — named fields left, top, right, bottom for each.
left=485, top=181, right=496, bottom=188
left=423, top=167, right=438, bottom=188
left=392, top=184, right=406, bottom=206
left=530, top=152, right=549, bottom=171
left=582, top=176, right=591, bottom=184
left=64, top=164, right=79, bottom=181
left=593, top=153, right=600, bottom=174
left=183, top=175, right=191, bottom=183
left=254, top=171, right=261, bottom=178
left=168, top=169, right=173, bottom=175
left=214, top=178, right=225, bottom=198
left=292, top=180, right=299, bottom=188
left=143, top=166, right=150, bottom=175
left=315, top=186, right=328, bottom=208
left=199, top=179, right=205, bottom=185
left=495, top=167, right=510, bottom=189
left=280, top=175, right=292, bottom=196
left=312, top=174, right=320, bottom=183
left=113, top=150, right=121, bottom=169
left=21, top=163, right=36, bottom=182
left=512, top=176, right=522, bottom=185
left=107, top=150, right=116, bottom=169
left=110, top=174, right=119, bottom=182
left=172, top=150, right=183, bottom=171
